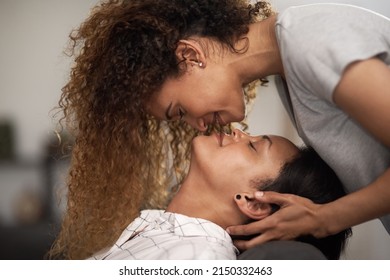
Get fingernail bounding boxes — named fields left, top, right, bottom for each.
left=226, top=228, right=231, bottom=234
left=255, top=191, right=264, bottom=198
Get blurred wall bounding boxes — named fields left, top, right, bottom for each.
left=0, top=0, right=389, bottom=259
left=0, top=0, right=98, bottom=159
left=0, top=0, right=99, bottom=259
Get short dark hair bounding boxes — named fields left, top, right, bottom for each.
left=261, top=146, right=352, bottom=259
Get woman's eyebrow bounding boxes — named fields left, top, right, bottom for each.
left=165, top=102, right=173, bottom=120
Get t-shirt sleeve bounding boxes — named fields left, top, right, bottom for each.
left=277, top=4, right=390, bottom=103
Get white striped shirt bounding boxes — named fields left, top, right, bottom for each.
left=88, top=210, right=238, bottom=260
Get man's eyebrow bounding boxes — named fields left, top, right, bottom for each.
left=262, top=135, right=273, bottom=146
left=165, top=102, right=173, bottom=120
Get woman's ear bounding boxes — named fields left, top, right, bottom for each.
left=175, top=39, right=206, bottom=68
left=234, top=192, right=272, bottom=220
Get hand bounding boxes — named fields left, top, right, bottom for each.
left=227, top=191, right=326, bottom=251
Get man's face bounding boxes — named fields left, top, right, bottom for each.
left=189, top=129, right=299, bottom=195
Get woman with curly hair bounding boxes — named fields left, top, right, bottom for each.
left=144, top=0, right=390, bottom=257
left=49, top=0, right=271, bottom=259
left=50, top=0, right=390, bottom=260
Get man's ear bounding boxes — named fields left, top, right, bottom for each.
left=234, top=192, right=272, bottom=220
left=175, top=39, right=206, bottom=68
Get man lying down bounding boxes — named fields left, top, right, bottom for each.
left=88, top=129, right=351, bottom=260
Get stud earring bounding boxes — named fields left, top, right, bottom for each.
left=198, top=62, right=203, bottom=67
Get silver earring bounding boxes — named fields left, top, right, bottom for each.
left=198, top=62, right=203, bottom=67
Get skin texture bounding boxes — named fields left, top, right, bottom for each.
left=166, top=129, right=299, bottom=229
left=149, top=7, right=390, bottom=250
left=147, top=39, right=246, bottom=131
left=166, top=130, right=352, bottom=259
left=147, top=16, right=283, bottom=130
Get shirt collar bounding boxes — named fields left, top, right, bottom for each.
left=162, top=211, right=233, bottom=243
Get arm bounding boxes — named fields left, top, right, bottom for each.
left=227, top=58, right=390, bottom=250
left=328, top=57, right=390, bottom=233
left=334, top=58, right=390, bottom=146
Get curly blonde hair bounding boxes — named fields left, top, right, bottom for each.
left=48, top=0, right=273, bottom=259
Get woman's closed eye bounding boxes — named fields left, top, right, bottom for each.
left=178, top=107, right=185, bottom=120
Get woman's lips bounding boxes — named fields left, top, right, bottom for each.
left=214, top=132, right=224, bottom=146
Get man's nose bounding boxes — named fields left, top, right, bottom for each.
left=232, top=128, right=246, bottom=140
left=232, top=129, right=260, bottom=142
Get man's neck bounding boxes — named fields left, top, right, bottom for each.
left=166, top=181, right=244, bottom=230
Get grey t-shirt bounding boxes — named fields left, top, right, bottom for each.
left=274, top=4, right=390, bottom=234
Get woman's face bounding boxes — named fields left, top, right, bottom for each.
left=146, top=61, right=246, bottom=131
left=189, top=129, right=299, bottom=193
